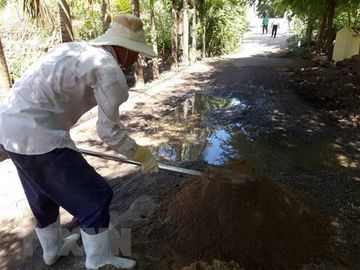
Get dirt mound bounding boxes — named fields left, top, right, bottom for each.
left=166, top=161, right=334, bottom=270
left=336, top=54, right=360, bottom=77
left=289, top=65, right=360, bottom=112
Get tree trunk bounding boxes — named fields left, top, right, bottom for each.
left=87, top=0, right=94, bottom=12
left=0, top=37, right=11, bottom=94
left=150, top=0, right=159, bottom=80
left=171, top=0, right=178, bottom=68
left=59, top=0, right=74, bottom=42
left=182, top=0, right=189, bottom=65
left=190, top=0, right=197, bottom=62
left=306, top=17, right=313, bottom=49
left=131, top=0, right=145, bottom=86
left=316, top=14, right=326, bottom=54
left=326, top=0, right=336, bottom=59
left=202, top=21, right=206, bottom=59
left=102, top=0, right=111, bottom=33
left=131, top=0, right=140, bottom=17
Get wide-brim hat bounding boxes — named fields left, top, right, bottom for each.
left=89, top=13, right=157, bottom=59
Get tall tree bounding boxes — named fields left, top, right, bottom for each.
left=182, top=0, right=189, bottom=65
left=326, top=0, right=336, bottom=58
left=102, top=0, right=111, bottom=32
left=197, top=0, right=206, bottom=58
left=171, top=0, right=179, bottom=67
left=59, top=0, right=74, bottom=42
left=190, top=0, right=197, bottom=62
left=131, top=0, right=145, bottom=85
left=131, top=0, right=140, bottom=16
left=0, top=37, right=11, bottom=94
left=87, top=0, right=94, bottom=11
left=0, top=1, right=11, bottom=93
left=150, top=0, right=159, bottom=79
left=306, top=17, right=313, bottom=49
left=316, top=13, right=327, bottom=53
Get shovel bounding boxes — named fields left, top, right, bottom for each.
left=78, top=148, right=203, bottom=177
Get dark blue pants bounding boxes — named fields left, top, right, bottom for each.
left=262, top=24, right=268, bottom=34
left=272, top=25, right=278, bottom=38
left=2, top=147, right=113, bottom=232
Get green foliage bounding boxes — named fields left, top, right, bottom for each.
left=287, top=35, right=307, bottom=57
left=0, top=0, right=7, bottom=10
left=2, top=18, right=60, bottom=82
left=291, top=16, right=306, bottom=37
left=140, top=0, right=173, bottom=56
left=333, top=1, right=360, bottom=30
left=9, top=57, right=22, bottom=84
left=154, top=16, right=172, bottom=56
left=114, top=0, right=132, bottom=14
left=269, top=0, right=328, bottom=18
left=77, top=10, right=103, bottom=40
left=199, top=0, right=248, bottom=56
left=256, top=0, right=283, bottom=17
left=71, top=0, right=102, bottom=40
left=21, top=0, right=55, bottom=27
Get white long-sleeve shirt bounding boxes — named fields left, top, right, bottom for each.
left=0, top=42, right=137, bottom=157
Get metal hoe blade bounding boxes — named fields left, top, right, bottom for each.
left=78, top=148, right=203, bottom=177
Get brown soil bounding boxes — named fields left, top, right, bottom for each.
left=166, top=161, right=334, bottom=270
left=288, top=64, right=360, bottom=114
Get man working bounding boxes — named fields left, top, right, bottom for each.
left=0, top=13, right=158, bottom=269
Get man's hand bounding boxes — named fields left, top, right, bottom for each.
left=131, top=145, right=159, bottom=173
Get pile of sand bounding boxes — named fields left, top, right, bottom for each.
left=166, top=161, right=333, bottom=270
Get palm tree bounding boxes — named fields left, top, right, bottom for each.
left=171, top=0, right=179, bottom=67
left=326, top=0, right=336, bottom=58
left=23, top=0, right=72, bottom=43
left=198, top=0, right=207, bottom=58
left=316, top=13, right=326, bottom=54
left=182, top=0, right=189, bottom=65
left=131, top=0, right=145, bottom=85
left=0, top=0, right=11, bottom=94
left=102, top=0, right=111, bottom=32
left=0, top=37, right=11, bottom=94
left=59, top=0, right=74, bottom=42
left=190, top=0, right=197, bottom=62
left=150, top=0, right=159, bottom=79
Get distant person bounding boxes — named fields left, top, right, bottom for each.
left=262, top=15, right=269, bottom=34
left=271, top=17, right=280, bottom=38
left=284, top=11, right=292, bottom=30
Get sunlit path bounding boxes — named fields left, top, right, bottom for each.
left=225, top=17, right=293, bottom=63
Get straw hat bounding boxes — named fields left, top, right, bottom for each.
left=89, top=13, right=157, bottom=59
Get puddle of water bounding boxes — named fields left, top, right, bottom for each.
left=148, top=92, right=247, bottom=165
left=149, top=92, right=351, bottom=171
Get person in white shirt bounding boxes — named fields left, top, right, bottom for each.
left=271, top=17, right=280, bottom=38
left=0, top=13, right=158, bottom=269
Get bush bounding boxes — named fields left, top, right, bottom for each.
left=202, top=2, right=248, bottom=56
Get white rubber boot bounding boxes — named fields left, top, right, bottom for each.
left=35, top=218, right=80, bottom=265
left=80, top=229, right=136, bottom=270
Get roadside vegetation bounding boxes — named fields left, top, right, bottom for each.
left=0, top=0, right=249, bottom=96
left=256, top=0, right=360, bottom=58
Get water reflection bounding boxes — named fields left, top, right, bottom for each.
left=150, top=92, right=250, bottom=165
left=150, top=91, right=343, bottom=171
left=204, top=129, right=232, bottom=164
